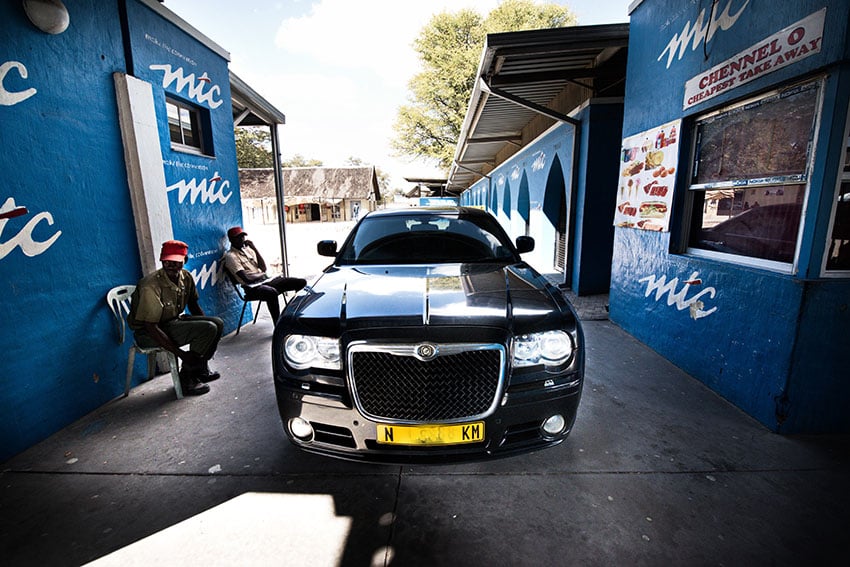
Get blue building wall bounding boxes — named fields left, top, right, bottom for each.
left=0, top=0, right=248, bottom=461
left=461, top=102, right=623, bottom=295
left=462, top=121, right=577, bottom=276
left=611, top=0, right=850, bottom=433
left=124, top=0, right=243, bottom=327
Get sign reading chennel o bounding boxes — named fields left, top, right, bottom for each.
left=683, top=8, right=825, bottom=110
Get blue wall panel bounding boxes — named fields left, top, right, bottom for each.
left=0, top=1, right=136, bottom=459
left=125, top=1, right=243, bottom=331
left=0, top=1, right=248, bottom=460
left=612, top=0, right=850, bottom=432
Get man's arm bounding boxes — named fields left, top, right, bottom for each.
left=246, top=240, right=268, bottom=272
left=141, top=321, right=201, bottom=364
left=187, top=296, right=205, bottom=317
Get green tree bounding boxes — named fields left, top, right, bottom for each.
left=392, top=0, right=576, bottom=170
left=235, top=126, right=273, bottom=168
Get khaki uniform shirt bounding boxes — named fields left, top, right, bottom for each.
left=128, top=268, right=198, bottom=330
left=224, top=246, right=262, bottom=285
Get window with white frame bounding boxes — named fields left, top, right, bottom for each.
left=824, top=107, right=850, bottom=273
left=166, top=96, right=211, bottom=155
left=686, top=80, right=821, bottom=268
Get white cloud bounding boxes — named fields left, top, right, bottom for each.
left=274, top=0, right=500, bottom=89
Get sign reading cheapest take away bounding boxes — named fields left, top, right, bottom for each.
left=683, top=8, right=825, bottom=110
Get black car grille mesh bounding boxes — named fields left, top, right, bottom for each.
left=351, top=349, right=502, bottom=422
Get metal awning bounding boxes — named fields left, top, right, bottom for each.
left=230, top=71, right=286, bottom=127
left=448, top=24, right=629, bottom=190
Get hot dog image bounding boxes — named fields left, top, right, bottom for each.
left=639, top=201, right=667, bottom=218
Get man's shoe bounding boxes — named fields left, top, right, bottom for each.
left=198, top=363, right=221, bottom=383
left=181, top=377, right=210, bottom=396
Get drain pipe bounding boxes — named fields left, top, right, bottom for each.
left=479, top=77, right=582, bottom=288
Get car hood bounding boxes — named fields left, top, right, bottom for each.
left=282, top=263, right=571, bottom=337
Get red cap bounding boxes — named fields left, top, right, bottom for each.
left=227, top=226, right=245, bottom=238
left=160, top=240, right=188, bottom=262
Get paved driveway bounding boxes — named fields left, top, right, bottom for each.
left=2, top=310, right=848, bottom=566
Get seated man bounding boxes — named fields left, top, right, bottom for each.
left=128, top=240, right=223, bottom=396
left=223, top=226, right=307, bottom=323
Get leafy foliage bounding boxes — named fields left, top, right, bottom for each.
left=392, top=0, right=576, bottom=170
left=235, top=127, right=273, bottom=168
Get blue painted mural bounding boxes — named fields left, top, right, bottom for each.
left=612, top=0, right=850, bottom=433
left=0, top=1, right=252, bottom=461
left=460, top=102, right=622, bottom=295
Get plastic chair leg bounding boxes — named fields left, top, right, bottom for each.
left=124, top=347, right=136, bottom=397
left=236, top=300, right=248, bottom=335
left=168, top=353, right=183, bottom=399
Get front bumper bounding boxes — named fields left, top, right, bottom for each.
left=273, top=372, right=582, bottom=464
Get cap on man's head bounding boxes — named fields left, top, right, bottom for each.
left=160, top=240, right=188, bottom=262
left=227, top=226, right=245, bottom=239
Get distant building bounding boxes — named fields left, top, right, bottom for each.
left=239, top=166, right=381, bottom=223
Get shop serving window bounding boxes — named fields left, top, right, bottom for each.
left=686, top=81, right=821, bottom=268
left=166, top=96, right=212, bottom=156
left=824, top=108, right=850, bottom=273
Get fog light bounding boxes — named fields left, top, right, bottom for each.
left=289, top=417, right=314, bottom=440
left=542, top=414, right=566, bottom=436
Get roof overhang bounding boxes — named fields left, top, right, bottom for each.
left=230, top=72, right=286, bottom=127
left=448, top=23, right=629, bottom=190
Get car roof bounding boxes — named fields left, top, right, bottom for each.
left=362, top=206, right=487, bottom=219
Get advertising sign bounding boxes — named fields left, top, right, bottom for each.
left=614, top=119, right=682, bottom=232
left=683, top=8, right=825, bottom=110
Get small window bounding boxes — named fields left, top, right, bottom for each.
left=686, top=81, right=820, bottom=268
left=166, top=97, right=211, bottom=155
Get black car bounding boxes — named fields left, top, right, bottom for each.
left=271, top=207, right=584, bottom=463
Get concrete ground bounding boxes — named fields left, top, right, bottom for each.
left=2, top=304, right=848, bottom=566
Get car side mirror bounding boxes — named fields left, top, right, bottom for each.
left=515, top=236, right=534, bottom=254
left=317, top=240, right=338, bottom=257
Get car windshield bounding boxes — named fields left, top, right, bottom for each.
left=336, top=212, right=519, bottom=265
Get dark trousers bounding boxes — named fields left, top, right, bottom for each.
left=134, top=315, right=224, bottom=360
left=243, top=276, right=307, bottom=321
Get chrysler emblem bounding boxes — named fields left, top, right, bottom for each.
left=415, top=343, right=438, bottom=361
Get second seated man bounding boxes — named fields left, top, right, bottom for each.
left=223, top=226, right=307, bottom=323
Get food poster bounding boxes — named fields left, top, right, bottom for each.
left=614, top=119, right=682, bottom=232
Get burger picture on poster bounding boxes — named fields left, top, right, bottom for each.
left=614, top=119, right=682, bottom=232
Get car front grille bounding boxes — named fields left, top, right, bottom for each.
left=348, top=343, right=505, bottom=422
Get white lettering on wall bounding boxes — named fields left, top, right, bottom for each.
left=0, top=197, right=62, bottom=259
left=658, top=0, right=750, bottom=69
left=189, top=259, right=222, bottom=290
left=638, top=271, right=717, bottom=320
left=166, top=173, right=232, bottom=205
left=149, top=64, right=223, bottom=108
left=0, top=61, right=37, bottom=106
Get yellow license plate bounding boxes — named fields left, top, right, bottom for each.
left=376, top=422, right=485, bottom=446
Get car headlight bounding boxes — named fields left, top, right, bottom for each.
left=513, top=330, right=574, bottom=368
left=283, top=335, right=341, bottom=370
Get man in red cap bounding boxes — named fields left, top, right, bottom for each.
left=128, top=240, right=224, bottom=396
left=223, top=226, right=306, bottom=323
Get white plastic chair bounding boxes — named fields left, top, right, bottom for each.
left=106, top=285, right=183, bottom=399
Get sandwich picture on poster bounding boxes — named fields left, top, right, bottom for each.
left=614, top=119, right=682, bottom=232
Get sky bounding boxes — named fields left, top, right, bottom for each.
left=163, top=0, right=634, bottom=189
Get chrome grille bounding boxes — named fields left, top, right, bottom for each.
left=348, top=343, right=505, bottom=422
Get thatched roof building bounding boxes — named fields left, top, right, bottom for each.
left=239, top=166, right=381, bottom=222
left=240, top=166, right=380, bottom=203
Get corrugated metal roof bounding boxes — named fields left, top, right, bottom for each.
left=448, top=24, right=629, bottom=190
